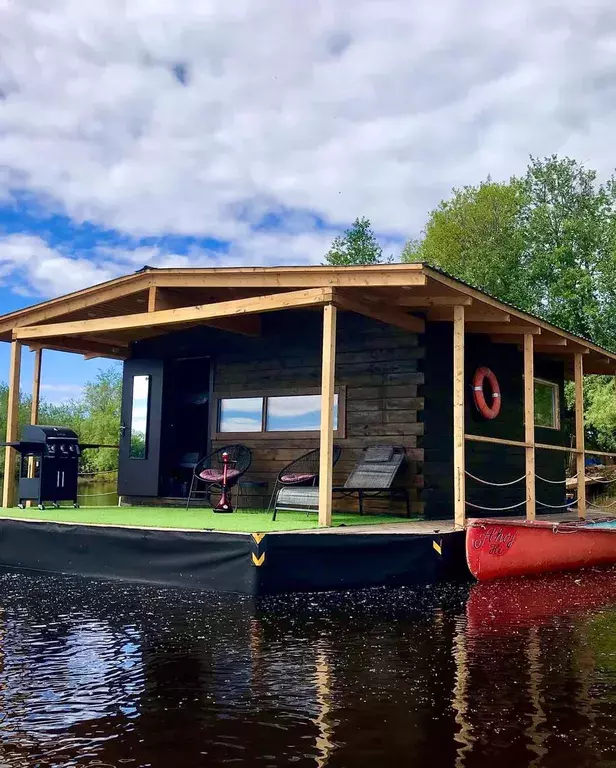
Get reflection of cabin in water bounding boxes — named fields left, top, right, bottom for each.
left=2, top=263, right=616, bottom=526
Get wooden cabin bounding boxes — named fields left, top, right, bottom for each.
left=1, top=263, right=616, bottom=526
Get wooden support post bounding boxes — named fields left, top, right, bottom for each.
left=453, top=305, right=466, bottom=528
left=2, top=341, right=22, bottom=508
left=30, top=348, right=42, bottom=424
left=575, top=353, right=586, bottom=519
left=523, top=334, right=536, bottom=521
left=26, top=348, right=43, bottom=507
left=318, top=303, right=337, bottom=528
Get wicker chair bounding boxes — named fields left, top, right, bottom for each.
left=186, top=444, right=252, bottom=510
left=270, top=445, right=342, bottom=520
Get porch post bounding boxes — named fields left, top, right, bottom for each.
left=30, top=348, right=42, bottom=424
left=574, top=353, right=586, bottom=519
left=26, top=348, right=43, bottom=507
left=523, top=334, right=536, bottom=521
left=2, top=341, right=22, bottom=508
left=453, top=305, right=466, bottom=528
left=318, top=303, right=337, bottom=527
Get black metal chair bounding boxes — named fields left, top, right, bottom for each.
left=271, top=445, right=342, bottom=520
left=186, top=444, right=252, bottom=510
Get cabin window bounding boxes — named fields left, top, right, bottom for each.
left=534, top=379, right=560, bottom=429
left=129, top=375, right=150, bottom=459
left=216, top=388, right=345, bottom=437
left=218, top=397, right=264, bottom=433
left=266, top=394, right=339, bottom=432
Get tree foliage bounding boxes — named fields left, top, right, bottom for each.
left=404, top=155, right=616, bottom=451
left=402, top=180, right=529, bottom=309
left=325, top=217, right=388, bottom=266
left=405, top=156, right=616, bottom=348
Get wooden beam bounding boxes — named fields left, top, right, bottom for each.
left=15, top=288, right=334, bottom=341
left=467, top=324, right=541, bottom=335
left=466, top=432, right=587, bottom=455
left=523, top=334, right=536, bottom=521
left=27, top=338, right=127, bottom=360
left=466, top=434, right=531, bottom=449
left=26, top=348, right=43, bottom=507
left=30, top=348, right=42, bottom=424
left=152, top=267, right=427, bottom=289
left=425, top=264, right=616, bottom=356
left=453, top=305, right=466, bottom=529
left=0, top=273, right=152, bottom=335
left=535, top=337, right=567, bottom=347
left=575, top=353, right=586, bottom=519
left=333, top=292, right=425, bottom=334
left=428, top=308, right=510, bottom=323
left=318, top=304, right=337, bottom=528
left=148, top=286, right=261, bottom=336
left=147, top=285, right=158, bottom=312
left=395, top=295, right=473, bottom=307
left=2, top=341, right=22, bottom=508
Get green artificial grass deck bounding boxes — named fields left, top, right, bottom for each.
left=0, top=506, right=414, bottom=533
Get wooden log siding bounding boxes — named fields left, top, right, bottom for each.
left=210, top=311, right=425, bottom=515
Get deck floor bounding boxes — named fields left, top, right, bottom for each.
left=0, top=507, right=611, bottom=536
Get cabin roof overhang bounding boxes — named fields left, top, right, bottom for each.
left=0, top=263, right=614, bottom=375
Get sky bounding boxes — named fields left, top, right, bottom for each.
left=2, top=0, right=616, bottom=403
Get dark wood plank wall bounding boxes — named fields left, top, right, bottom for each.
left=211, top=311, right=424, bottom=515
left=422, top=323, right=567, bottom=519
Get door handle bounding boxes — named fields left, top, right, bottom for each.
left=119, top=423, right=127, bottom=437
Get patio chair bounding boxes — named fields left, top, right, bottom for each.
left=334, top=444, right=410, bottom=517
left=186, top=444, right=252, bottom=510
left=271, top=445, right=342, bottom=520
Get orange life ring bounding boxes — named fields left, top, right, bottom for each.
left=472, top=367, right=501, bottom=420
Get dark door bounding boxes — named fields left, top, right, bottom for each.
left=118, top=359, right=164, bottom=497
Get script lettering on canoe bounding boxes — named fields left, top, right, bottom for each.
left=471, top=526, right=518, bottom=556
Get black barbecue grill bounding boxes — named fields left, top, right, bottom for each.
left=1, top=425, right=114, bottom=509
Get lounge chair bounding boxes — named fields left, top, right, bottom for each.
left=270, top=446, right=342, bottom=520
left=273, top=444, right=410, bottom=519
left=186, top=444, right=252, bottom=510
left=334, top=444, right=410, bottom=517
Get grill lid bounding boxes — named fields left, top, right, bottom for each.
left=21, top=425, right=79, bottom=443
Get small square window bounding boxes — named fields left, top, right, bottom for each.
left=534, top=380, right=560, bottom=429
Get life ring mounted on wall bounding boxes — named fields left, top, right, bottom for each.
left=472, top=367, right=501, bottom=420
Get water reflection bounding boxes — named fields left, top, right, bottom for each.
left=0, top=571, right=616, bottom=767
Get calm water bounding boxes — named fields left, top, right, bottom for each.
left=77, top=476, right=119, bottom=507
left=1, top=570, right=616, bottom=768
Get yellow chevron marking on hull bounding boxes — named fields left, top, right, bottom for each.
left=251, top=552, right=266, bottom=567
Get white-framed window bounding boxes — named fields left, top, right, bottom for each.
left=534, top=379, right=560, bottom=429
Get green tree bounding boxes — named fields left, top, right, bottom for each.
left=519, top=156, right=616, bottom=349
left=404, top=156, right=616, bottom=348
left=403, top=180, right=529, bottom=309
left=76, top=369, right=122, bottom=472
left=404, top=155, right=616, bottom=451
left=325, top=217, right=387, bottom=265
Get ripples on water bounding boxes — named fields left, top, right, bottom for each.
left=1, top=569, right=616, bottom=767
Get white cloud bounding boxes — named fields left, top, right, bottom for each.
left=0, top=226, right=341, bottom=297
left=40, top=382, right=84, bottom=403
left=2, top=0, right=616, bottom=252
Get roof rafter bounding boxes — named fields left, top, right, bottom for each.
left=13, top=288, right=334, bottom=341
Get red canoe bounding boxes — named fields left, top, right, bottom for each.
left=466, top=517, right=616, bottom=581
